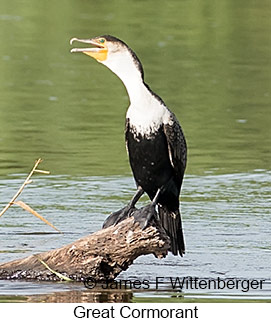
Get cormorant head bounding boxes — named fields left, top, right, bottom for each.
left=70, top=35, right=144, bottom=81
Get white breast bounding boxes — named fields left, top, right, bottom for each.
left=127, top=97, right=170, bottom=137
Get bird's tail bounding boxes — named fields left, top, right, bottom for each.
left=158, top=205, right=185, bottom=256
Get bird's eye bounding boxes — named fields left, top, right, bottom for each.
left=99, top=38, right=105, bottom=44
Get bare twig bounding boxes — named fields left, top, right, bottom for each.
left=13, top=201, right=62, bottom=233
left=37, top=258, right=73, bottom=281
left=0, top=158, right=43, bottom=217
left=0, top=158, right=60, bottom=233
left=34, top=169, right=50, bottom=175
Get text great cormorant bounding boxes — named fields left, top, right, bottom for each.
left=70, top=35, right=187, bottom=256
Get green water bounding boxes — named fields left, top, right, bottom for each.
left=0, top=0, right=270, bottom=176
left=0, top=0, right=270, bottom=302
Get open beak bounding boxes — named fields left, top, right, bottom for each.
left=70, top=38, right=108, bottom=61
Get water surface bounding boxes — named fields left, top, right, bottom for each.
left=0, top=173, right=270, bottom=302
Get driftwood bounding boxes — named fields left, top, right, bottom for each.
left=0, top=216, right=170, bottom=282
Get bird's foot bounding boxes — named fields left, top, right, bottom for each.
left=132, top=203, right=158, bottom=230
left=103, top=205, right=136, bottom=228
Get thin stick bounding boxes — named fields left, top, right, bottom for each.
left=13, top=201, right=61, bottom=233
left=34, top=169, right=50, bottom=175
left=0, top=158, right=42, bottom=217
left=37, top=258, right=73, bottom=281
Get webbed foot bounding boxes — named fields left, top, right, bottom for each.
left=103, top=205, right=136, bottom=228
left=132, top=203, right=158, bottom=229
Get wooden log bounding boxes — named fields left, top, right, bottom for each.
left=0, top=216, right=170, bottom=281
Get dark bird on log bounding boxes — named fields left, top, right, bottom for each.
left=70, top=35, right=187, bottom=256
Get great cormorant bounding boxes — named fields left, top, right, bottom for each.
left=70, top=35, right=187, bottom=256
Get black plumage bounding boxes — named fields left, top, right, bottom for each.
left=125, top=110, right=187, bottom=256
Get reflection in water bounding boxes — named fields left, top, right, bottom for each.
left=26, top=289, right=133, bottom=303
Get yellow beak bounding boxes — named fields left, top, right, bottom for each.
left=70, top=38, right=108, bottom=62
